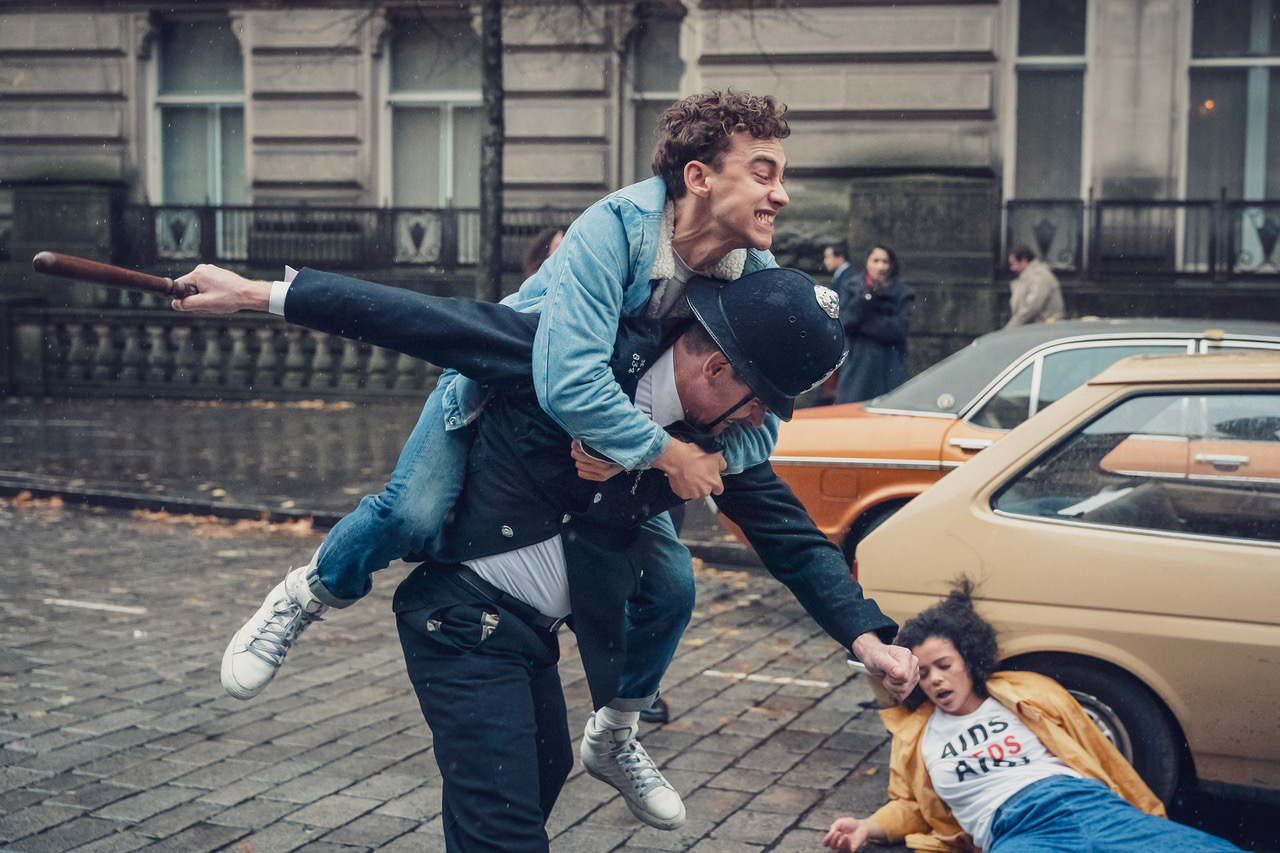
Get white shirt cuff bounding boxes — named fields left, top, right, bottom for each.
left=267, top=266, right=299, bottom=316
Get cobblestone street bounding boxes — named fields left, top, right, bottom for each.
left=0, top=498, right=903, bottom=853
left=1, top=398, right=1274, bottom=852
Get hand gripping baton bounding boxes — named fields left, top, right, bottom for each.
left=32, top=251, right=196, bottom=299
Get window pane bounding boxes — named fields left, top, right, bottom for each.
left=393, top=107, right=442, bottom=207
left=1270, top=68, right=1280, bottom=198
left=1014, top=69, right=1083, bottom=198
left=993, top=392, right=1280, bottom=542
left=634, top=18, right=684, bottom=92
left=220, top=108, right=245, bottom=206
left=1019, top=0, right=1087, bottom=56
left=391, top=18, right=482, bottom=93
left=161, top=107, right=210, bottom=203
left=1192, top=0, right=1280, bottom=58
left=1037, top=344, right=1188, bottom=410
left=970, top=363, right=1034, bottom=430
left=159, top=21, right=243, bottom=95
left=1187, top=69, right=1248, bottom=199
left=452, top=106, right=483, bottom=207
left=633, top=100, right=667, bottom=183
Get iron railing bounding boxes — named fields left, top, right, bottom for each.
left=1007, top=196, right=1280, bottom=280
left=117, top=204, right=579, bottom=271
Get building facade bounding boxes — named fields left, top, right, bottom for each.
left=1, top=0, right=1277, bottom=392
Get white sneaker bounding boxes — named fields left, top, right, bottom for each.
left=221, top=562, right=327, bottom=700
left=580, top=714, right=686, bottom=830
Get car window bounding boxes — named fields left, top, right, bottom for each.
left=967, top=343, right=1188, bottom=432
left=969, top=363, right=1034, bottom=429
left=1037, top=344, right=1188, bottom=411
left=992, top=391, right=1280, bottom=543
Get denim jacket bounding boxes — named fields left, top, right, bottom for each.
left=438, top=176, right=780, bottom=474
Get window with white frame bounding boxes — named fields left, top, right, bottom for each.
left=627, top=13, right=684, bottom=185
left=154, top=19, right=245, bottom=259
left=387, top=17, right=483, bottom=209
left=1187, top=0, right=1280, bottom=201
left=1011, top=0, right=1087, bottom=200
left=156, top=20, right=245, bottom=207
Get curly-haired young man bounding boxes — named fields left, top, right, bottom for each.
left=209, top=89, right=917, bottom=834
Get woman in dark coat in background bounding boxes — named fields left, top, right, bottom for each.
left=835, top=244, right=915, bottom=404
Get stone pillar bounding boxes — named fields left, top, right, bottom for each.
left=9, top=181, right=125, bottom=306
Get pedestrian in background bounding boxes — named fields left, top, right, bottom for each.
left=1004, top=245, right=1064, bottom=329
left=815, top=240, right=854, bottom=405
left=835, top=244, right=915, bottom=404
left=522, top=226, right=565, bottom=278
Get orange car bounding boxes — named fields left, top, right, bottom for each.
left=751, top=318, right=1280, bottom=564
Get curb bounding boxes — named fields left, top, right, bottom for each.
left=0, top=476, right=761, bottom=568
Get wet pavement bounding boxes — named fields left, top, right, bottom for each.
left=0, top=497, right=901, bottom=853
left=0, top=397, right=752, bottom=562
left=1, top=397, right=1275, bottom=852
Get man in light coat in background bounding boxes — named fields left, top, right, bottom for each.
left=1004, top=245, right=1064, bottom=328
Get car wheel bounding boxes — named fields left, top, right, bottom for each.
left=1005, top=654, right=1183, bottom=805
left=842, top=501, right=908, bottom=565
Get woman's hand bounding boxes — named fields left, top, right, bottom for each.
left=823, top=816, right=886, bottom=852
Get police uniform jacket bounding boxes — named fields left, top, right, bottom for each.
left=284, top=268, right=898, bottom=650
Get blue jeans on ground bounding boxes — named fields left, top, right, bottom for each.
left=989, top=776, right=1242, bottom=853
left=396, top=567, right=573, bottom=853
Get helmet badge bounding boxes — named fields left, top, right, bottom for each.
left=814, top=285, right=840, bottom=319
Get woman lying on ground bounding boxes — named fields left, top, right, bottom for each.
left=823, top=580, right=1243, bottom=853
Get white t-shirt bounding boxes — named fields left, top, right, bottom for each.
left=921, top=696, right=1081, bottom=850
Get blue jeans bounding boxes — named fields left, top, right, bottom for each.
left=313, top=386, right=470, bottom=603
left=565, top=512, right=696, bottom=711
left=990, top=776, right=1242, bottom=853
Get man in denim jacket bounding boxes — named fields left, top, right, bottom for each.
left=187, top=91, right=913, bottom=825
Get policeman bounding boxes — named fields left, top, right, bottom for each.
left=169, top=263, right=915, bottom=853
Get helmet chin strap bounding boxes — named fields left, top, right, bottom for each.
left=700, top=391, right=757, bottom=432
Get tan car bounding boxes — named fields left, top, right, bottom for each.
left=763, top=318, right=1280, bottom=563
left=856, top=350, right=1280, bottom=805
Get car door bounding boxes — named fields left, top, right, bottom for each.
left=941, top=339, right=1193, bottom=470
left=988, top=387, right=1280, bottom=791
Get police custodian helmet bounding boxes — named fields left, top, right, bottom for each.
left=685, top=268, right=847, bottom=420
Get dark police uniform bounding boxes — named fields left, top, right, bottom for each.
left=282, top=268, right=899, bottom=852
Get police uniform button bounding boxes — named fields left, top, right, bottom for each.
left=592, top=493, right=602, bottom=504
left=562, top=514, right=571, bottom=524
left=501, top=525, right=514, bottom=537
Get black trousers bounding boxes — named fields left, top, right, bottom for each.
left=396, top=568, right=573, bottom=853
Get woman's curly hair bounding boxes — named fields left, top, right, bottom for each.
left=896, top=579, right=999, bottom=711
left=651, top=90, right=790, bottom=199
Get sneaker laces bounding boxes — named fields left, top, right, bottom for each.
left=246, top=599, right=323, bottom=666
left=612, top=737, right=668, bottom=797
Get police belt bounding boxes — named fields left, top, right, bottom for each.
left=445, top=564, right=568, bottom=633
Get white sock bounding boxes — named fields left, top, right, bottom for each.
left=594, top=706, right=640, bottom=733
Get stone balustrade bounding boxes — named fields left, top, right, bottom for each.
left=5, top=308, right=439, bottom=399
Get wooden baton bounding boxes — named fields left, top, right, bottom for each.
left=32, top=251, right=195, bottom=299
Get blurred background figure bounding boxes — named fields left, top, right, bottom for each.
left=812, top=240, right=854, bottom=406
left=835, top=244, right=915, bottom=404
left=1004, top=245, right=1064, bottom=329
left=522, top=226, right=566, bottom=278
left=823, top=240, right=854, bottom=291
